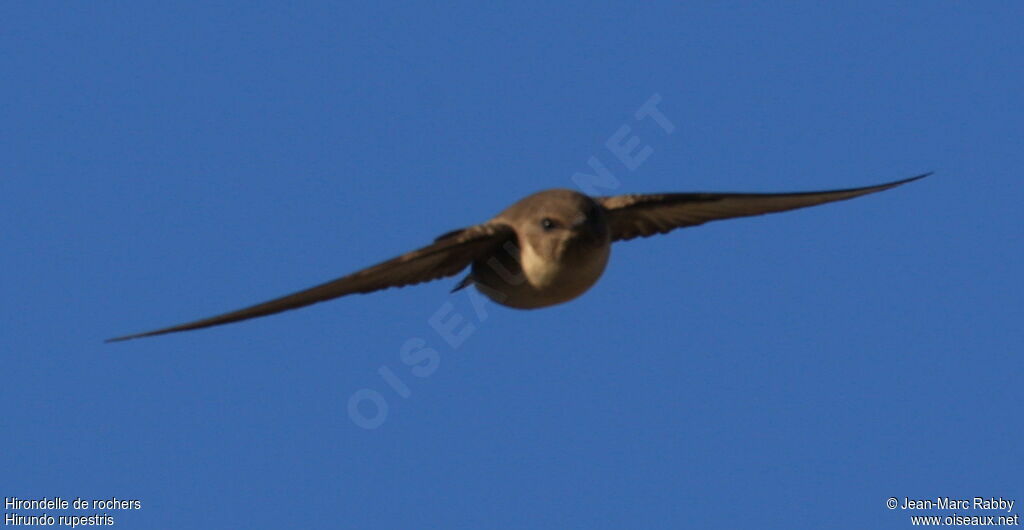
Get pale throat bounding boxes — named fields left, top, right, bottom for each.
left=519, top=240, right=563, bottom=288
left=519, top=236, right=610, bottom=291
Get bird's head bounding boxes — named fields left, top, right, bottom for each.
left=498, top=189, right=609, bottom=262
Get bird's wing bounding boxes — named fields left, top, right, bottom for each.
left=107, top=223, right=516, bottom=342
left=598, top=173, right=929, bottom=242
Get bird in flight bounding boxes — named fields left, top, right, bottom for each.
left=107, top=173, right=929, bottom=342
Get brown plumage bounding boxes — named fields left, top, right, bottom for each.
left=107, top=173, right=928, bottom=342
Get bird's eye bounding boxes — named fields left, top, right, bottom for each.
left=540, top=218, right=556, bottom=230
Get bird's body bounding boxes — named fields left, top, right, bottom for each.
left=470, top=189, right=612, bottom=309
left=108, top=174, right=929, bottom=342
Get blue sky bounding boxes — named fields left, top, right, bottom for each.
left=3, top=2, right=1021, bottom=528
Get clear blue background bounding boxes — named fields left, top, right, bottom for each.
left=3, top=2, right=1021, bottom=528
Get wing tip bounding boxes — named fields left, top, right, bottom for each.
left=104, top=331, right=155, bottom=343
left=105, top=324, right=190, bottom=343
left=852, top=171, right=932, bottom=195
left=894, top=171, right=933, bottom=186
